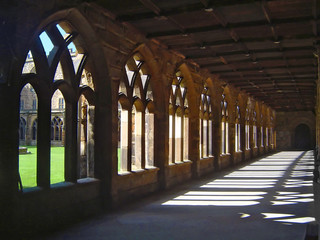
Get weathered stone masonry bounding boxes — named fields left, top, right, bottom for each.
left=0, top=1, right=280, bottom=235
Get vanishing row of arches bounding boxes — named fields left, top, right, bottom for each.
left=18, top=15, right=276, bottom=192
left=19, top=117, right=63, bottom=142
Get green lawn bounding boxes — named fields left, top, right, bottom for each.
left=19, top=146, right=65, bottom=189
left=20, top=147, right=122, bottom=188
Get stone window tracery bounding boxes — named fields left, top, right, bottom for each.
left=19, top=20, right=96, bottom=190
left=235, top=104, right=241, bottom=152
left=260, top=114, right=264, bottom=147
left=253, top=111, right=257, bottom=148
left=19, top=117, right=26, bottom=141
left=200, top=86, right=213, bottom=158
left=169, top=72, right=189, bottom=164
left=221, top=95, right=229, bottom=154
left=118, top=53, right=154, bottom=173
left=51, top=116, right=63, bottom=141
left=245, top=108, right=250, bottom=150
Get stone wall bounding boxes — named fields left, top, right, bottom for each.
left=0, top=0, right=278, bottom=236
left=276, top=111, right=315, bottom=150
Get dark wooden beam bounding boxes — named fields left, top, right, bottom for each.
left=261, top=0, right=279, bottom=42
left=210, top=64, right=316, bottom=74
left=139, top=0, right=161, bottom=15
left=185, top=46, right=315, bottom=59
left=146, top=17, right=314, bottom=38
left=117, top=0, right=276, bottom=22
left=169, top=35, right=318, bottom=52
left=199, top=56, right=314, bottom=67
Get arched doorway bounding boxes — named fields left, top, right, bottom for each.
left=294, top=124, right=311, bottom=150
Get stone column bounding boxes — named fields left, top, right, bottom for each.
left=229, top=119, right=235, bottom=166
left=213, top=116, right=221, bottom=170
left=189, top=109, right=200, bottom=178
left=0, top=32, right=20, bottom=233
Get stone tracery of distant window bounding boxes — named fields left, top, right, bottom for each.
left=169, top=71, right=189, bottom=164
left=221, top=95, right=229, bottom=154
left=51, top=116, right=63, bottom=141
left=200, top=86, right=213, bottom=158
left=253, top=111, right=258, bottom=148
left=19, top=117, right=27, bottom=141
left=235, top=104, right=241, bottom=152
left=260, top=114, right=264, bottom=147
left=245, top=108, right=250, bottom=150
left=118, top=53, right=154, bottom=173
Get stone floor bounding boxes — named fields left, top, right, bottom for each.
left=42, top=151, right=315, bottom=240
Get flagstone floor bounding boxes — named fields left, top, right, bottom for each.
left=43, top=151, right=315, bottom=240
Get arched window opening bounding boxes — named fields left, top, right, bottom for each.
left=169, top=104, right=174, bottom=165
left=54, top=62, right=64, bottom=81
left=132, top=104, right=142, bottom=170
left=175, top=109, right=183, bottom=163
left=19, top=20, right=100, bottom=189
left=50, top=116, right=65, bottom=184
left=200, top=87, right=213, bottom=158
left=78, top=94, right=95, bottom=178
left=118, top=53, right=154, bottom=173
left=221, top=95, right=229, bottom=154
left=184, top=108, right=189, bottom=160
left=51, top=91, right=64, bottom=142
left=51, top=89, right=65, bottom=184
left=145, top=105, right=154, bottom=168
left=19, top=83, right=38, bottom=190
left=208, top=114, right=213, bottom=156
left=245, top=108, right=250, bottom=150
left=260, top=114, right=264, bottom=147
left=19, top=83, right=38, bottom=142
left=39, top=31, right=54, bottom=56
left=169, top=72, right=188, bottom=164
left=235, top=104, right=241, bottom=152
left=22, top=51, right=36, bottom=74
left=294, top=124, right=311, bottom=150
left=118, top=102, right=129, bottom=172
left=253, top=111, right=257, bottom=148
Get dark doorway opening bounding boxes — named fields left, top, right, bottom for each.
left=294, top=124, right=311, bottom=150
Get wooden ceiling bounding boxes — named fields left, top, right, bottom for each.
left=97, top=0, right=319, bottom=112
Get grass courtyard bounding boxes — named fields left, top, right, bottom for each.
left=19, top=146, right=65, bottom=188
left=20, top=147, right=123, bottom=188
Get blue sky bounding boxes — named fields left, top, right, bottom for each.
left=39, top=24, right=76, bottom=55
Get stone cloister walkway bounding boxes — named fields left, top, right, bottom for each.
left=44, top=151, right=315, bottom=240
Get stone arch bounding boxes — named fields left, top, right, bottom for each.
left=175, top=62, right=197, bottom=116
left=293, top=124, right=312, bottom=150
left=221, top=85, right=237, bottom=129
left=260, top=104, right=268, bottom=127
left=209, top=76, right=224, bottom=125
left=126, top=43, right=167, bottom=111
left=254, top=101, right=261, bottom=126
left=237, top=93, right=248, bottom=124
left=18, top=8, right=112, bottom=186
left=290, top=117, right=315, bottom=150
